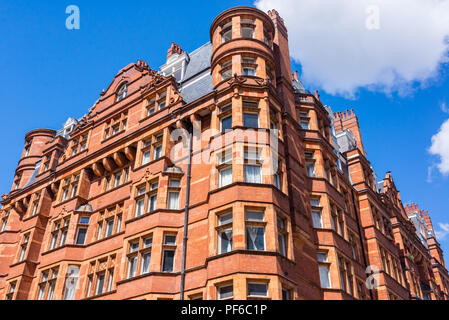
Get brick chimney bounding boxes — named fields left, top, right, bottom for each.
left=333, top=109, right=366, bottom=156
left=267, top=9, right=297, bottom=120
left=167, top=42, right=184, bottom=59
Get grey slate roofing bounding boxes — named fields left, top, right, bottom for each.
left=22, top=160, right=41, bottom=189
left=293, top=78, right=306, bottom=93
left=182, top=42, right=212, bottom=82
left=178, top=42, right=214, bottom=104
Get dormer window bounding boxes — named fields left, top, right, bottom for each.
left=116, top=83, right=128, bottom=102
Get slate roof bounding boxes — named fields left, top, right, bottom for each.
left=178, top=42, right=214, bottom=104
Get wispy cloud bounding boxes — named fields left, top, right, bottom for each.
left=441, top=102, right=449, bottom=114
left=435, top=223, right=449, bottom=241
left=255, top=0, right=449, bottom=97
left=429, top=118, right=449, bottom=176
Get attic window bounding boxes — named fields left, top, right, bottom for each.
left=116, top=83, right=128, bottom=102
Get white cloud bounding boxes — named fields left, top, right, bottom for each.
left=255, top=0, right=449, bottom=96
left=429, top=118, right=449, bottom=175
left=435, top=223, right=449, bottom=241
left=441, top=102, right=449, bottom=114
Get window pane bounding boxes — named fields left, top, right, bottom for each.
left=144, top=237, right=153, bottom=248
left=248, top=283, right=268, bottom=297
left=245, top=210, right=264, bottom=222
left=242, top=27, right=254, bottom=38
left=80, top=217, right=90, bottom=224
left=141, top=252, right=151, bottom=274
left=164, top=235, right=177, bottom=245
left=169, top=179, right=181, bottom=188
left=278, top=233, right=287, bottom=256
left=154, top=145, right=162, bottom=159
left=218, top=213, right=233, bottom=226
left=96, top=274, right=105, bottom=295
left=148, top=194, right=157, bottom=212
left=106, top=220, right=114, bottom=237
left=317, top=252, right=328, bottom=262
left=128, top=256, right=137, bottom=278
left=246, top=226, right=265, bottom=251
left=162, top=250, right=175, bottom=272
left=168, top=192, right=180, bottom=210
left=312, top=211, right=323, bottom=228
left=218, top=285, right=233, bottom=300
left=76, top=228, right=87, bottom=245
left=243, top=113, right=259, bottom=128
left=244, top=165, right=261, bottom=183
left=219, top=229, right=233, bottom=254
left=221, top=116, right=232, bottom=132
left=319, top=265, right=331, bottom=288
left=135, top=198, right=144, bottom=217
left=219, top=167, right=232, bottom=187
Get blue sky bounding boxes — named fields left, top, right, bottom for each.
left=0, top=1, right=448, bottom=253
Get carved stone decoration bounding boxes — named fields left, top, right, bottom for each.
left=208, top=104, right=217, bottom=112
left=140, top=72, right=170, bottom=95
left=124, top=146, right=136, bottom=162
left=227, top=73, right=247, bottom=87
left=169, top=88, right=183, bottom=106
left=102, top=157, right=116, bottom=172
left=113, top=152, right=127, bottom=167
left=59, top=207, right=68, bottom=217
left=71, top=114, right=94, bottom=135
left=255, top=77, right=271, bottom=87
left=2, top=194, right=9, bottom=201
left=92, top=162, right=105, bottom=177
left=143, top=168, right=153, bottom=182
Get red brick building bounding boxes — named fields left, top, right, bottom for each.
left=0, top=6, right=447, bottom=300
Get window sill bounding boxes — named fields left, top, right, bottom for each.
left=9, top=259, right=39, bottom=268
left=65, top=149, right=88, bottom=162
left=82, top=290, right=117, bottom=300
left=116, top=271, right=180, bottom=285
left=101, top=130, right=126, bottom=144
left=41, top=244, right=87, bottom=256
left=138, top=107, right=169, bottom=124
left=22, top=213, right=48, bottom=223
left=90, top=231, right=125, bottom=246
left=134, top=156, right=167, bottom=171
left=91, top=181, right=133, bottom=201
left=206, top=250, right=295, bottom=265
left=126, top=208, right=183, bottom=225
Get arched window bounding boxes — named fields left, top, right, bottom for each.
left=116, top=82, right=128, bottom=102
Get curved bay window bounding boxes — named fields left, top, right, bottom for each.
left=220, top=59, right=232, bottom=81
left=242, top=56, right=257, bottom=76
left=241, top=18, right=255, bottom=39
left=221, top=20, right=232, bottom=43
left=116, top=82, right=128, bottom=102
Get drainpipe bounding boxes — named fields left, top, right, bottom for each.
left=180, top=117, right=194, bottom=300
left=350, top=188, right=374, bottom=300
